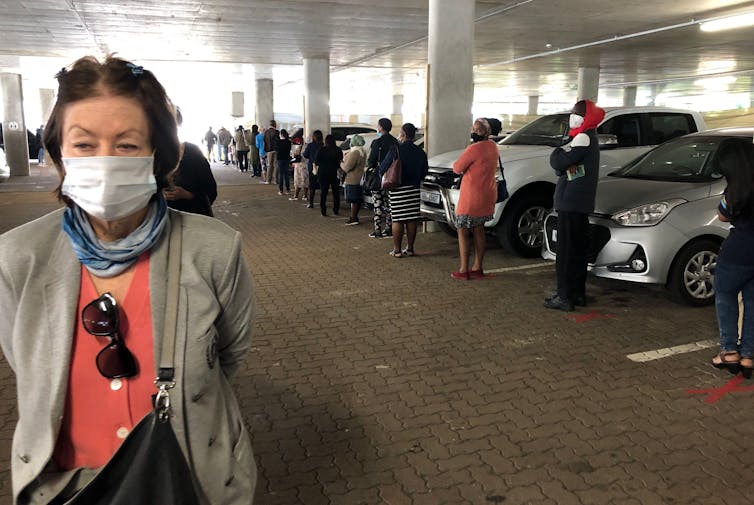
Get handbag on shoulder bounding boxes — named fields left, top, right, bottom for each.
left=361, top=166, right=382, bottom=192
left=496, top=157, right=509, bottom=203
left=381, top=145, right=402, bottom=191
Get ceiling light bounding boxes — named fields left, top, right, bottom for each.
left=700, top=12, right=754, bottom=32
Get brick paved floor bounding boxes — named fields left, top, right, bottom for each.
left=0, top=164, right=752, bottom=504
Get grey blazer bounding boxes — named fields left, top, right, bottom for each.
left=0, top=208, right=256, bottom=504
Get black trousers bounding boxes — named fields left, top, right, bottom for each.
left=319, top=174, right=340, bottom=214
left=555, top=211, right=589, bottom=300
left=237, top=150, right=249, bottom=171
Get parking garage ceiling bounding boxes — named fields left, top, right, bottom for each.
left=2, top=0, right=754, bottom=105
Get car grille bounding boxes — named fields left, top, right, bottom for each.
left=545, top=215, right=611, bottom=263
left=424, top=170, right=460, bottom=188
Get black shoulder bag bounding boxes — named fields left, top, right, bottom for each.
left=496, top=157, right=509, bottom=203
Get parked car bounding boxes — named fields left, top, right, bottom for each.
left=542, top=127, right=754, bottom=306
left=290, top=123, right=377, bottom=146
left=420, top=107, right=707, bottom=257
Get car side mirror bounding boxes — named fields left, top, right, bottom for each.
left=598, top=134, right=619, bottom=150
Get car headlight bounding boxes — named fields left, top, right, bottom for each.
left=611, top=198, right=686, bottom=226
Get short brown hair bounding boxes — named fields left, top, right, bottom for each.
left=43, top=55, right=180, bottom=200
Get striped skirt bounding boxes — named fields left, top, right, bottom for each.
left=388, top=186, right=421, bottom=222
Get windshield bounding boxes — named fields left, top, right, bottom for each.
left=501, top=113, right=569, bottom=147
left=612, top=136, right=727, bottom=182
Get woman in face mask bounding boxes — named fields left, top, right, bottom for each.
left=451, top=118, right=500, bottom=279
left=0, top=56, right=256, bottom=504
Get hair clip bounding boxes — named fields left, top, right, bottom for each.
left=126, top=63, right=144, bottom=76
left=55, top=67, right=68, bottom=79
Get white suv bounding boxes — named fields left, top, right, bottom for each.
left=420, top=107, right=707, bottom=257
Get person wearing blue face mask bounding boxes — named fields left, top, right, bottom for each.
left=0, top=56, right=256, bottom=504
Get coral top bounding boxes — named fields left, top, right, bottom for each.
left=453, top=140, right=499, bottom=217
left=53, top=253, right=155, bottom=470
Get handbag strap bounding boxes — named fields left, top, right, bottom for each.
left=155, top=211, right=182, bottom=421
left=497, top=157, right=505, bottom=179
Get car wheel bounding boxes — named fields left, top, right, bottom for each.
left=667, top=239, right=719, bottom=306
left=497, top=191, right=552, bottom=257
left=438, top=222, right=458, bottom=238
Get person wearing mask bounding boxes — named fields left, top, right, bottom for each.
left=367, top=117, right=399, bottom=238
left=0, top=56, right=255, bottom=504
left=233, top=125, right=250, bottom=172
left=256, top=126, right=267, bottom=183
left=341, top=134, right=367, bottom=225
left=710, top=141, right=754, bottom=377
left=249, top=124, right=261, bottom=177
left=264, top=120, right=279, bottom=185
left=216, top=126, right=232, bottom=165
left=314, top=134, right=343, bottom=216
left=450, top=118, right=498, bottom=279
left=302, top=130, right=324, bottom=208
left=163, top=106, right=217, bottom=216
left=276, top=129, right=292, bottom=195
left=379, top=123, right=428, bottom=257
left=202, top=126, right=217, bottom=163
left=544, top=99, right=605, bottom=311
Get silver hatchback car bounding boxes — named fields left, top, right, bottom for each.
left=543, top=128, right=754, bottom=306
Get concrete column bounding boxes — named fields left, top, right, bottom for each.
left=255, top=78, right=274, bottom=127
left=392, top=94, right=404, bottom=129
left=39, top=88, right=55, bottom=122
left=426, top=0, right=474, bottom=158
left=623, top=86, right=637, bottom=107
left=1, top=73, right=29, bottom=176
left=303, top=58, right=329, bottom=139
left=527, top=96, right=539, bottom=115
left=577, top=67, right=600, bottom=103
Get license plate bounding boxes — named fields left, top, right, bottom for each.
left=421, top=190, right=441, bottom=204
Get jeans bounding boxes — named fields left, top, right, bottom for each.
left=277, top=159, right=290, bottom=191
left=219, top=144, right=229, bottom=164
left=715, top=260, right=754, bottom=357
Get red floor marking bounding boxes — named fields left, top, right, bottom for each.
left=687, top=375, right=754, bottom=404
left=566, top=311, right=616, bottom=323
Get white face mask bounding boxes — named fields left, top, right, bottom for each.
left=62, top=156, right=157, bottom=221
left=569, top=114, right=584, bottom=129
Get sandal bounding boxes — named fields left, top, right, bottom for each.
left=741, top=357, right=754, bottom=379
left=401, top=248, right=415, bottom=257
left=712, top=351, right=740, bottom=372
left=389, top=250, right=403, bottom=258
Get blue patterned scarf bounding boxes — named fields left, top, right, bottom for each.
left=62, top=194, right=168, bottom=278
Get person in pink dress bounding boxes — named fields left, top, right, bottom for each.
left=451, top=118, right=499, bottom=280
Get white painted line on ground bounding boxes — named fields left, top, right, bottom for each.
left=485, top=261, right=554, bottom=274
left=626, top=339, right=717, bottom=362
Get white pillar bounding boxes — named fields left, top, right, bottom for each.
left=1, top=73, right=29, bottom=176
left=39, top=88, right=55, bottom=122
left=527, top=96, right=539, bottom=115
left=623, top=86, right=637, bottom=107
left=392, top=94, right=404, bottom=130
left=577, top=67, right=600, bottom=103
left=426, top=0, right=474, bottom=158
left=303, top=58, right=329, bottom=139
left=255, top=78, right=274, bottom=127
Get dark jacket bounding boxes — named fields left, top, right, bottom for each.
left=367, top=133, right=399, bottom=169
left=263, top=128, right=279, bottom=152
left=276, top=138, right=292, bottom=160
left=379, top=141, right=428, bottom=188
left=168, top=142, right=218, bottom=216
left=314, top=146, right=343, bottom=180
left=550, top=100, right=605, bottom=214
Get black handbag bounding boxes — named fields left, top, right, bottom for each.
left=496, top=157, right=509, bottom=203
left=65, top=212, right=201, bottom=505
left=361, top=166, right=382, bottom=192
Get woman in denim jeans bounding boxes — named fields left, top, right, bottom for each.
left=712, top=141, right=754, bottom=378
